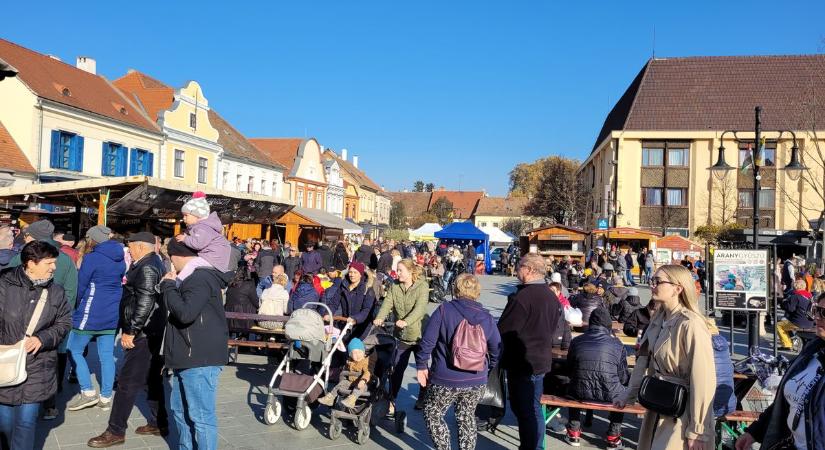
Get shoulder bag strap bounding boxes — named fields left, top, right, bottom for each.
left=24, top=288, right=49, bottom=337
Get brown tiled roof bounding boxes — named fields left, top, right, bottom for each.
left=248, top=138, right=303, bottom=172
left=208, top=111, right=285, bottom=170
left=475, top=196, right=528, bottom=217
left=323, top=150, right=381, bottom=192
left=387, top=192, right=432, bottom=217
left=593, top=55, right=825, bottom=150
left=112, top=70, right=174, bottom=123
left=429, top=191, right=484, bottom=219
left=0, top=39, right=159, bottom=133
left=0, top=120, right=35, bottom=174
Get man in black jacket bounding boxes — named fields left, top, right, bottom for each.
left=354, top=238, right=377, bottom=270
left=565, top=307, right=629, bottom=448
left=622, top=300, right=657, bottom=338
left=158, top=240, right=230, bottom=450
left=498, top=253, right=561, bottom=450
left=317, top=240, right=334, bottom=270
left=89, top=232, right=168, bottom=448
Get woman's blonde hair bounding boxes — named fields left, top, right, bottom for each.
left=273, top=273, right=288, bottom=287
left=455, top=273, right=481, bottom=300
left=397, top=258, right=422, bottom=284
left=656, top=264, right=701, bottom=317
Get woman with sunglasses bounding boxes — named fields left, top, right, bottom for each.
left=614, top=264, right=716, bottom=450
left=735, top=294, right=825, bottom=450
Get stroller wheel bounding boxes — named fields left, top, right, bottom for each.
left=360, top=405, right=372, bottom=427
left=264, top=400, right=281, bottom=425
left=394, top=411, right=406, bottom=434
left=356, top=425, right=370, bottom=445
left=328, top=418, right=342, bottom=440
left=294, top=405, right=312, bottom=430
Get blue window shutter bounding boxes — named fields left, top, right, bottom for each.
left=117, top=145, right=127, bottom=176
left=129, top=148, right=138, bottom=175
left=72, top=135, right=84, bottom=171
left=101, top=142, right=109, bottom=175
left=49, top=130, right=61, bottom=169
left=146, top=152, right=154, bottom=176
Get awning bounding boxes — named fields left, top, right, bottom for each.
left=292, top=206, right=362, bottom=234
left=0, top=176, right=293, bottom=224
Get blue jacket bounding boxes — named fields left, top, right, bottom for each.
left=256, top=275, right=292, bottom=298
left=74, top=240, right=126, bottom=331
left=416, top=298, right=502, bottom=388
left=566, top=324, right=629, bottom=403
left=325, top=276, right=376, bottom=338
left=287, top=282, right=320, bottom=314
left=782, top=290, right=815, bottom=329
left=300, top=251, right=322, bottom=274
left=712, top=334, right=737, bottom=417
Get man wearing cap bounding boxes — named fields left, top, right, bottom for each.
left=54, top=231, right=79, bottom=265
left=300, top=242, right=322, bottom=275
left=88, top=232, right=168, bottom=447
left=160, top=239, right=230, bottom=450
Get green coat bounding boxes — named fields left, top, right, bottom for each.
left=10, top=239, right=78, bottom=308
left=375, top=279, right=429, bottom=344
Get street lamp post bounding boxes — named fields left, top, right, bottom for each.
left=709, top=106, right=806, bottom=353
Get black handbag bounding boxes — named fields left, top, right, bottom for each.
left=638, top=341, right=688, bottom=418
left=478, top=365, right=506, bottom=409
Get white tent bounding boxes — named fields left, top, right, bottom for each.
left=479, top=226, right=515, bottom=244
left=409, top=223, right=442, bottom=241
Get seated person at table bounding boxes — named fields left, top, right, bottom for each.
left=611, top=287, right=641, bottom=324
left=318, top=338, right=370, bottom=409
left=569, top=283, right=605, bottom=328
left=622, top=299, right=658, bottom=338
left=776, top=279, right=814, bottom=350
left=258, top=273, right=290, bottom=329
left=565, top=307, right=629, bottom=448
left=549, top=282, right=572, bottom=350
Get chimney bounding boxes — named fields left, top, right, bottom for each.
left=353, top=155, right=359, bottom=168
left=341, top=148, right=348, bottom=161
left=76, top=56, right=96, bottom=74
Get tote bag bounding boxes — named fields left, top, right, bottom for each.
left=0, top=289, right=48, bottom=387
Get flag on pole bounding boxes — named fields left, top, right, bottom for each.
left=740, top=143, right=753, bottom=173
left=755, top=136, right=766, bottom=166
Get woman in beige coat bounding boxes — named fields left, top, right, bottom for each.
left=615, top=264, right=716, bottom=450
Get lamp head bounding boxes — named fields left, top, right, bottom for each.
left=709, top=144, right=734, bottom=180
left=783, top=143, right=806, bottom=181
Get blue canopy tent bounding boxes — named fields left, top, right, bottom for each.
left=434, top=221, right=492, bottom=274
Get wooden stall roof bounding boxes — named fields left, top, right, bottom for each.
left=526, top=224, right=588, bottom=239
left=590, top=227, right=662, bottom=240
left=656, top=235, right=705, bottom=253
left=276, top=209, right=320, bottom=227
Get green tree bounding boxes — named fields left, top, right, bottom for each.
left=389, top=201, right=406, bottom=229
left=424, top=183, right=435, bottom=192
left=525, top=156, right=585, bottom=226
left=413, top=181, right=425, bottom=192
left=430, top=196, right=454, bottom=225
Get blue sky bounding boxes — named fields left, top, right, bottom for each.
left=3, top=1, right=824, bottom=195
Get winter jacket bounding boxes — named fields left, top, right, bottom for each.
left=333, top=246, right=350, bottom=271
left=288, top=281, right=320, bottom=314
left=607, top=286, right=629, bottom=308
left=317, top=245, right=333, bottom=270
left=225, top=280, right=259, bottom=330
left=259, top=283, right=289, bottom=318
left=120, top=252, right=165, bottom=338
left=623, top=305, right=653, bottom=337
left=0, top=267, right=71, bottom=405
left=566, top=315, right=629, bottom=403
left=552, top=301, right=572, bottom=350
left=644, top=253, right=655, bottom=268
left=498, top=282, right=561, bottom=376
left=182, top=212, right=231, bottom=271
left=160, top=266, right=230, bottom=369
left=283, top=256, right=301, bottom=280
left=711, top=334, right=736, bottom=417
left=0, top=249, right=17, bottom=270
left=569, top=292, right=605, bottom=327
left=625, top=253, right=635, bottom=269
left=416, top=298, right=502, bottom=388
left=374, top=279, right=429, bottom=344
left=746, top=339, right=825, bottom=450
left=354, top=244, right=377, bottom=270
left=254, top=249, right=277, bottom=281
left=10, top=239, right=78, bottom=308
left=300, top=250, right=322, bottom=274
left=376, top=251, right=393, bottom=275
left=612, top=295, right=641, bottom=324
left=325, top=274, right=376, bottom=338
left=782, top=289, right=815, bottom=328
left=616, top=254, right=628, bottom=271
left=74, top=239, right=126, bottom=331
left=228, top=245, right=242, bottom=270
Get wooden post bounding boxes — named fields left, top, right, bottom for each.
left=97, top=188, right=109, bottom=226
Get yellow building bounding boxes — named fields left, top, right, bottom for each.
left=324, top=150, right=385, bottom=234
left=472, top=196, right=534, bottom=229
left=579, top=55, right=825, bottom=241
left=114, top=72, right=221, bottom=188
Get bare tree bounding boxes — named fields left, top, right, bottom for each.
left=707, top=173, right=739, bottom=225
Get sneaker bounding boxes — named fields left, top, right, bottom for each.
left=97, top=396, right=113, bottom=410
left=67, top=391, right=99, bottom=411
left=565, top=429, right=581, bottom=447
left=317, top=393, right=336, bottom=407
left=42, top=408, right=59, bottom=421
left=606, top=434, right=623, bottom=449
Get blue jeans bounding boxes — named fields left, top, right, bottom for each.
left=625, top=269, right=636, bottom=286
left=644, top=266, right=653, bottom=284
left=0, top=402, right=39, bottom=450
left=67, top=331, right=115, bottom=398
left=507, top=372, right=545, bottom=450
left=169, top=366, right=222, bottom=450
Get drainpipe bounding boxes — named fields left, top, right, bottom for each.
left=36, top=99, right=44, bottom=184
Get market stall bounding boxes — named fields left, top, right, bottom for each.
left=409, top=223, right=442, bottom=241
left=521, top=225, right=587, bottom=264
left=434, top=221, right=491, bottom=274
left=478, top=225, right=514, bottom=246
left=655, top=235, right=705, bottom=265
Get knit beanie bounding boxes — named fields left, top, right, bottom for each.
left=349, top=261, right=366, bottom=276
left=347, top=338, right=365, bottom=355
left=181, top=191, right=210, bottom=218
left=86, top=225, right=111, bottom=244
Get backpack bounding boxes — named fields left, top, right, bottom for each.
left=446, top=303, right=488, bottom=371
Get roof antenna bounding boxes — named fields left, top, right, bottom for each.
left=652, top=24, right=656, bottom=58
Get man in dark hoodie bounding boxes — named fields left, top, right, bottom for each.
left=317, top=240, right=334, bottom=270
left=613, top=287, right=642, bottom=324
left=159, top=239, right=230, bottom=450
left=353, top=237, right=377, bottom=270
left=622, top=299, right=658, bottom=338
left=254, top=241, right=277, bottom=281
left=283, top=246, right=301, bottom=280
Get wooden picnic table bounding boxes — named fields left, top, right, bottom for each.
left=552, top=348, right=636, bottom=367
left=571, top=331, right=637, bottom=347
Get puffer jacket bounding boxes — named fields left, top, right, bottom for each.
left=623, top=305, right=652, bottom=338
left=325, top=274, right=376, bottom=339
left=613, top=295, right=642, bottom=324
left=711, top=334, right=736, bottom=417
left=120, top=252, right=165, bottom=338
left=0, top=267, right=71, bottom=404
left=607, top=286, right=629, bottom=306
left=374, top=279, right=429, bottom=344
left=283, top=256, right=301, bottom=280
left=317, top=245, right=333, bottom=270
left=569, top=292, right=605, bottom=327
left=288, top=281, right=320, bottom=314
left=254, top=249, right=277, bottom=281
left=566, top=313, right=629, bottom=403
left=781, top=289, right=815, bottom=328
left=74, top=239, right=126, bottom=331
left=160, top=266, right=231, bottom=369
left=182, top=212, right=231, bottom=271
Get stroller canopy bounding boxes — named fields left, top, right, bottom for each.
left=435, top=221, right=492, bottom=274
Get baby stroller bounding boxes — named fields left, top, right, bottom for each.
left=327, top=322, right=402, bottom=444
left=263, top=302, right=352, bottom=430
left=429, top=275, right=447, bottom=303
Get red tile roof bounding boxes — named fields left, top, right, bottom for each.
left=475, top=196, right=528, bottom=217
left=429, top=190, right=484, bottom=219
left=387, top=192, right=432, bottom=217
left=248, top=138, right=303, bottom=172
left=208, top=111, right=285, bottom=171
left=0, top=39, right=159, bottom=134
left=593, top=55, right=825, bottom=150
left=112, top=70, right=174, bottom=123
left=0, top=120, right=35, bottom=174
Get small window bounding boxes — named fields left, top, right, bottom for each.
left=189, top=112, right=197, bottom=129
left=739, top=189, right=775, bottom=209
left=174, top=150, right=185, bottom=178
left=493, top=222, right=499, bottom=227
left=197, top=157, right=208, bottom=184
left=248, top=177, right=254, bottom=193
left=261, top=180, right=266, bottom=194
left=50, top=130, right=83, bottom=171
left=480, top=222, right=487, bottom=227
left=236, top=175, right=243, bottom=192
left=642, top=188, right=663, bottom=206
left=102, top=142, right=126, bottom=176
left=316, top=192, right=322, bottom=209
left=272, top=181, right=277, bottom=196
left=129, top=148, right=153, bottom=176
left=642, top=147, right=664, bottom=166
left=297, top=188, right=304, bottom=207
left=666, top=188, right=687, bottom=206
left=667, top=148, right=689, bottom=167
left=739, top=144, right=776, bottom=168
left=308, top=191, right=314, bottom=208
left=223, top=172, right=230, bottom=189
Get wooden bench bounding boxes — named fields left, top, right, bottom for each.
left=225, top=312, right=291, bottom=363
left=552, top=348, right=636, bottom=368
left=716, top=410, right=761, bottom=444
left=540, top=394, right=646, bottom=429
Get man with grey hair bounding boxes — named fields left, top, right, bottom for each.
left=498, top=253, right=561, bottom=450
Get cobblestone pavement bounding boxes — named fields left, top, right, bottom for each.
left=36, top=275, right=655, bottom=449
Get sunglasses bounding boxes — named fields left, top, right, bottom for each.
left=809, top=304, right=825, bottom=321
left=650, top=277, right=678, bottom=288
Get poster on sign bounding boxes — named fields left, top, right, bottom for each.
left=713, top=249, right=769, bottom=311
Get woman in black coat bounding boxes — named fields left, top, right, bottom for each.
left=224, top=265, right=259, bottom=336
left=332, top=241, right=350, bottom=271
left=0, top=241, right=71, bottom=450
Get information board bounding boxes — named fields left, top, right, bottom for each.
left=713, top=249, right=769, bottom=311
